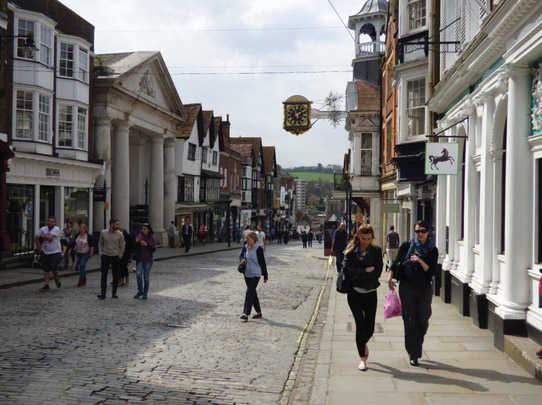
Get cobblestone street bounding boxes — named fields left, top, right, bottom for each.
left=0, top=244, right=327, bottom=405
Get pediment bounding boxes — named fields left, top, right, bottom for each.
left=117, top=55, right=183, bottom=117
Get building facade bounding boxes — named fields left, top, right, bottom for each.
left=5, top=0, right=102, bottom=257
left=428, top=0, right=542, bottom=348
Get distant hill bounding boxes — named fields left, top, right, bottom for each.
left=287, top=171, right=334, bottom=183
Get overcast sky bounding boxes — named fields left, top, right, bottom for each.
left=62, top=0, right=362, bottom=168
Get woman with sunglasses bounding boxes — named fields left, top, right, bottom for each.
left=343, top=225, right=383, bottom=371
left=387, top=220, right=438, bottom=367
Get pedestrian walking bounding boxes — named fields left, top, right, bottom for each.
left=119, top=227, right=135, bottom=287
left=343, top=225, right=383, bottom=371
left=283, top=230, right=289, bottom=245
left=301, top=231, right=307, bottom=248
left=308, top=230, right=313, bottom=247
left=182, top=219, right=194, bottom=253
left=74, top=223, right=94, bottom=287
left=97, top=218, right=125, bottom=300
left=61, top=220, right=75, bottom=270
left=331, top=223, right=348, bottom=272
left=35, top=217, right=63, bottom=291
left=239, top=232, right=268, bottom=322
left=134, top=223, right=156, bottom=300
left=385, top=226, right=400, bottom=269
left=256, top=223, right=266, bottom=252
left=387, top=220, right=438, bottom=367
left=168, top=221, right=176, bottom=248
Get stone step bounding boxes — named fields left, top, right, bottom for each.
left=505, top=334, right=542, bottom=382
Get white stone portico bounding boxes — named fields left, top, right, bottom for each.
left=92, top=52, right=185, bottom=243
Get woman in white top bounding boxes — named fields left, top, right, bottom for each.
left=75, top=224, right=94, bottom=287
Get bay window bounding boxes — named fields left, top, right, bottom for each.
left=58, top=105, right=73, bottom=146
left=59, top=43, right=74, bottom=78
left=17, top=19, right=34, bottom=59
left=77, top=107, right=87, bottom=148
left=39, top=25, right=52, bottom=66
left=16, top=90, right=33, bottom=139
left=408, top=0, right=426, bottom=31
left=79, top=48, right=89, bottom=82
left=38, top=95, right=50, bottom=141
left=407, top=78, right=426, bottom=136
left=58, top=104, right=88, bottom=149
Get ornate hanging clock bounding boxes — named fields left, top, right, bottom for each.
left=283, top=95, right=312, bottom=135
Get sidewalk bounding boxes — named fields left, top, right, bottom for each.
left=311, top=271, right=542, bottom=405
left=0, top=241, right=242, bottom=289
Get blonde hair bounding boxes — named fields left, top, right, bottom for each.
left=246, top=232, right=259, bottom=243
left=344, top=224, right=375, bottom=255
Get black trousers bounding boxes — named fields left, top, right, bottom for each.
left=101, top=255, right=120, bottom=296
left=183, top=235, right=191, bottom=252
left=347, top=290, right=377, bottom=358
left=399, top=283, right=433, bottom=360
left=243, top=277, right=261, bottom=315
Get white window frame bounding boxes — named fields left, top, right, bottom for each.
left=59, top=42, right=74, bottom=78
left=16, top=18, right=34, bottom=60
left=406, top=77, right=426, bottom=137
left=15, top=89, right=33, bottom=139
left=14, top=88, right=53, bottom=143
left=58, top=104, right=73, bottom=147
left=57, top=103, right=88, bottom=150
left=79, top=47, right=89, bottom=82
left=38, top=94, right=51, bottom=142
left=77, top=107, right=87, bottom=149
left=360, top=132, right=373, bottom=176
left=39, top=25, right=53, bottom=66
left=202, top=146, right=208, bottom=164
left=407, top=0, right=426, bottom=31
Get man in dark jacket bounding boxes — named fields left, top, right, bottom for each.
left=182, top=219, right=193, bottom=253
left=331, top=223, right=348, bottom=272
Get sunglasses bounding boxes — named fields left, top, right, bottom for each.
left=414, top=229, right=428, bottom=234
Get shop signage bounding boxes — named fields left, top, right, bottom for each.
left=94, top=186, right=106, bottom=202
left=425, top=142, right=459, bottom=175
left=382, top=203, right=400, bottom=213
left=46, top=168, right=60, bottom=177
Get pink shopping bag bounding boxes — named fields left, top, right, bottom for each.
left=383, top=290, right=402, bottom=319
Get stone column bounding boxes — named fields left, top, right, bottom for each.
left=150, top=136, right=165, bottom=236
left=499, top=65, right=532, bottom=319
left=34, top=184, right=40, bottom=233
left=56, top=186, right=65, bottom=229
left=444, top=157, right=457, bottom=271
left=94, top=117, right=112, bottom=231
left=164, top=138, right=177, bottom=228
left=473, top=94, right=496, bottom=294
left=112, top=120, right=130, bottom=229
left=435, top=175, right=447, bottom=262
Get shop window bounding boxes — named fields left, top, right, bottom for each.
left=408, top=0, right=426, bottom=31
left=188, top=143, right=196, bottom=161
left=16, top=90, right=33, bottom=139
left=39, top=25, right=52, bottom=66
left=7, top=184, right=34, bottom=254
left=360, top=133, right=372, bottom=176
left=407, top=78, right=425, bottom=136
left=64, top=187, right=89, bottom=227
left=17, top=19, right=34, bottom=59
left=59, top=43, right=74, bottom=78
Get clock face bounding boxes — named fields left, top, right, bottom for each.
left=286, top=104, right=309, bottom=127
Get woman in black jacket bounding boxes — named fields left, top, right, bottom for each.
left=387, top=220, right=438, bottom=366
left=343, top=225, right=383, bottom=371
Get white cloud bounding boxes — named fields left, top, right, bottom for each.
left=63, top=0, right=363, bottom=167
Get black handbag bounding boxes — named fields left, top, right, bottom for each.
left=237, top=262, right=246, bottom=274
left=336, top=269, right=351, bottom=294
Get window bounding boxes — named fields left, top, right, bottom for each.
left=408, top=0, right=426, bottom=30
left=185, top=175, right=195, bottom=202
left=360, top=133, right=372, bottom=176
left=17, top=19, right=34, bottom=59
left=79, top=48, right=89, bottom=82
left=202, top=146, right=208, bottom=164
left=242, top=178, right=249, bottom=190
left=16, top=91, right=33, bottom=139
left=178, top=176, right=185, bottom=202
left=188, top=143, right=196, bottom=161
left=39, top=25, right=52, bottom=65
left=60, top=43, right=74, bottom=77
left=38, top=95, right=50, bottom=141
left=407, top=78, right=425, bottom=136
left=58, top=105, right=73, bottom=146
left=77, top=108, right=87, bottom=148
left=212, top=151, right=218, bottom=165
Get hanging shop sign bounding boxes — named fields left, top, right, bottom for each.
left=425, top=142, right=459, bottom=175
left=283, top=95, right=312, bottom=136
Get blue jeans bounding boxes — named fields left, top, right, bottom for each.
left=76, top=253, right=90, bottom=280
left=136, top=260, right=153, bottom=297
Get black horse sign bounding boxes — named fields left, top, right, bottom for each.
left=425, top=143, right=459, bottom=175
